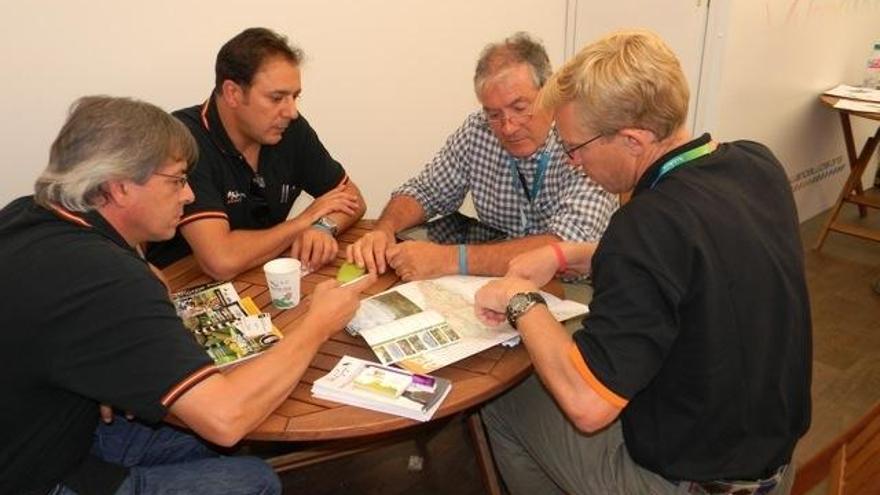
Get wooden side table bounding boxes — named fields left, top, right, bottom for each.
left=814, top=95, right=880, bottom=250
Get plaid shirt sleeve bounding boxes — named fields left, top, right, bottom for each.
left=392, top=118, right=474, bottom=219
left=543, top=157, right=619, bottom=242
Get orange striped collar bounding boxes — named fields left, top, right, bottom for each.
left=47, top=203, right=92, bottom=228
left=46, top=202, right=134, bottom=253
left=199, top=95, right=241, bottom=159
left=199, top=97, right=211, bottom=131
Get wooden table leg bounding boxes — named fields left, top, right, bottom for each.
left=815, top=134, right=880, bottom=250
left=467, top=411, right=503, bottom=495
left=839, top=113, right=868, bottom=217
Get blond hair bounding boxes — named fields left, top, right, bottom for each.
left=539, top=29, right=689, bottom=140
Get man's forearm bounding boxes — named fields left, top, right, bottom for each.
left=467, top=234, right=561, bottom=276
left=375, top=195, right=427, bottom=235
left=169, top=314, right=327, bottom=446
left=515, top=306, right=621, bottom=433
left=559, top=242, right=597, bottom=275
left=182, top=218, right=310, bottom=281
left=324, top=181, right=367, bottom=234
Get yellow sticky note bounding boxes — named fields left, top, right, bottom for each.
left=337, top=262, right=366, bottom=283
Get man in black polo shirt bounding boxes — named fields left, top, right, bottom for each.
left=474, top=31, right=811, bottom=494
left=0, top=96, right=372, bottom=494
left=147, top=27, right=366, bottom=279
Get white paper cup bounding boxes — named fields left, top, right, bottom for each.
left=263, top=258, right=301, bottom=309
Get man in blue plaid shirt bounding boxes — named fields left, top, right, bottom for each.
left=347, top=33, right=617, bottom=281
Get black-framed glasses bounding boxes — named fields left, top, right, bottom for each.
left=563, top=134, right=603, bottom=159
left=153, top=172, right=188, bottom=189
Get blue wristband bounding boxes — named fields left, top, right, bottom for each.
left=458, top=244, right=468, bottom=275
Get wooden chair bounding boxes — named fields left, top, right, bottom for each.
left=792, top=401, right=880, bottom=494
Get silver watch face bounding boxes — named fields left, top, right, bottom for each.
left=314, top=216, right=338, bottom=234
left=508, top=293, right=533, bottom=313
left=506, top=292, right=545, bottom=329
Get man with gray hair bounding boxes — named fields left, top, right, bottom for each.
left=347, top=32, right=617, bottom=281
left=0, top=96, right=372, bottom=495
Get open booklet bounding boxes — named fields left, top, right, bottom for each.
left=172, top=282, right=283, bottom=367
left=311, top=355, right=452, bottom=422
left=346, top=275, right=588, bottom=374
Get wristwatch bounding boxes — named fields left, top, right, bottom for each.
left=312, top=216, right=338, bottom=236
left=505, top=292, right=547, bottom=330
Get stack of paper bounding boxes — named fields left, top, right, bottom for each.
left=824, top=84, right=880, bottom=102
left=311, top=355, right=452, bottom=421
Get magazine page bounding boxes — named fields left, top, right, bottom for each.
left=171, top=283, right=282, bottom=367
left=357, top=310, right=462, bottom=366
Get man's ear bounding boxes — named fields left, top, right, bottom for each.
left=103, top=180, right=132, bottom=207
left=617, top=128, right=656, bottom=157
left=220, top=80, right=245, bottom=107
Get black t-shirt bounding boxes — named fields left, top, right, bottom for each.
left=146, top=97, right=347, bottom=267
left=570, top=135, right=812, bottom=482
left=0, top=197, right=217, bottom=495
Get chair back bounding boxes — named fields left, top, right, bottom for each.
left=793, top=401, right=880, bottom=494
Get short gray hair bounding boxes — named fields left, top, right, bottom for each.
left=34, top=96, right=198, bottom=211
left=473, top=32, right=552, bottom=94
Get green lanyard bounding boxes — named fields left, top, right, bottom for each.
left=649, top=142, right=714, bottom=189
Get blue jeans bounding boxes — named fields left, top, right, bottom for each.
left=53, top=416, right=280, bottom=495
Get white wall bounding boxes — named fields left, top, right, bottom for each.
left=4, top=1, right=877, bottom=223
left=573, top=1, right=710, bottom=134
left=0, top=0, right=570, bottom=215
left=699, top=0, right=880, bottom=222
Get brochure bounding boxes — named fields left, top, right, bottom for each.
left=311, top=355, right=452, bottom=422
left=172, top=282, right=283, bottom=367
left=346, top=275, right=588, bottom=374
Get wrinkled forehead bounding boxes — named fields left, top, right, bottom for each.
left=478, top=65, right=539, bottom=108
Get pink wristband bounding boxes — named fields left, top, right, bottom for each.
left=550, top=243, right=567, bottom=273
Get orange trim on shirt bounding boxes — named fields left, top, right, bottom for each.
left=199, top=98, right=211, bottom=130
left=161, top=364, right=219, bottom=407
left=568, top=342, right=628, bottom=409
left=48, top=204, right=92, bottom=228
left=178, top=210, right=229, bottom=227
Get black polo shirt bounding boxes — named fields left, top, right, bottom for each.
left=146, top=96, right=347, bottom=267
left=0, top=196, right=217, bottom=495
left=569, top=135, right=811, bottom=482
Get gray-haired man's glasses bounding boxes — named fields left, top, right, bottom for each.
left=153, top=172, right=189, bottom=189
left=484, top=109, right=533, bottom=127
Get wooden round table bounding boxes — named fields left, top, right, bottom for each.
left=162, top=220, right=551, bottom=493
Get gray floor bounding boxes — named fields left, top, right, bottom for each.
left=277, top=199, right=880, bottom=494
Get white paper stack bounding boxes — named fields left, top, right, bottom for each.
left=311, top=355, right=452, bottom=422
